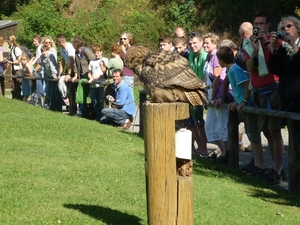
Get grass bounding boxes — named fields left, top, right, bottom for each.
left=0, top=96, right=300, bottom=225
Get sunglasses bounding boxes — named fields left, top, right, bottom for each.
left=45, top=41, right=51, bottom=44
left=120, top=38, right=127, bottom=41
left=281, top=24, right=294, bottom=30
left=188, top=32, right=199, bottom=38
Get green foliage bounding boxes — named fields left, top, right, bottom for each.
left=4, top=0, right=300, bottom=54
left=162, top=0, right=198, bottom=34
left=11, top=0, right=73, bottom=51
left=295, top=6, right=300, bottom=18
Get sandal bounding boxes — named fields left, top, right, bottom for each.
left=246, top=166, right=266, bottom=176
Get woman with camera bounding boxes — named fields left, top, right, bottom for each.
left=269, top=15, right=300, bottom=114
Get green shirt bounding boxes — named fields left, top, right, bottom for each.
left=188, top=48, right=207, bottom=81
left=107, top=55, right=124, bottom=83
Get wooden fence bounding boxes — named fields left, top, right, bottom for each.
left=139, top=91, right=300, bottom=196
left=0, top=73, right=110, bottom=117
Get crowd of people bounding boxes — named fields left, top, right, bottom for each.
left=158, top=9, right=299, bottom=185
left=0, top=32, right=136, bottom=129
left=0, top=9, right=299, bottom=185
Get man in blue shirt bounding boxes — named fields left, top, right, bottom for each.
left=100, top=69, right=136, bottom=129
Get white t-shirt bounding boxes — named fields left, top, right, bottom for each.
left=60, top=42, right=75, bottom=67
left=10, top=46, right=22, bottom=71
left=88, top=57, right=108, bottom=87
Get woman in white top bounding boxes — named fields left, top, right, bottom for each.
left=7, top=35, right=23, bottom=100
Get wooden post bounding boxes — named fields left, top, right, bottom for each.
left=288, top=119, right=300, bottom=195
left=143, top=102, right=192, bottom=225
left=139, top=90, right=147, bottom=137
left=228, top=110, right=239, bottom=169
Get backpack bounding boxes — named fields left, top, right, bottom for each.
left=13, top=45, right=34, bottom=59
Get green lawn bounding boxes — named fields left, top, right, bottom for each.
left=0, top=96, right=299, bottom=225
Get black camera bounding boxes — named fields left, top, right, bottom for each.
left=276, top=31, right=287, bottom=39
left=253, top=28, right=259, bottom=36
left=6, top=57, right=13, bottom=62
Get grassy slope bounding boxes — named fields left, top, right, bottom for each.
left=0, top=97, right=299, bottom=225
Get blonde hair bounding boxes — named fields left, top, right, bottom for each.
left=42, top=35, right=57, bottom=50
left=21, top=52, right=29, bottom=61
left=203, top=32, right=220, bottom=45
left=8, top=35, right=20, bottom=47
left=121, top=31, right=134, bottom=45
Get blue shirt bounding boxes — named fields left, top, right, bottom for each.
left=226, top=63, right=249, bottom=104
left=115, top=80, right=136, bottom=115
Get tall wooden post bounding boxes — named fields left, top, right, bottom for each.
left=227, top=110, right=239, bottom=168
left=143, top=102, right=191, bottom=225
left=288, top=119, right=300, bottom=195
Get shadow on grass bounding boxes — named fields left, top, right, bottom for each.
left=64, top=204, right=143, bottom=225
left=193, top=156, right=300, bottom=208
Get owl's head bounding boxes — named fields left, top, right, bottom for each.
left=125, top=46, right=151, bottom=76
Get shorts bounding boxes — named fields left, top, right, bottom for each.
left=252, top=89, right=282, bottom=131
left=239, top=111, right=261, bottom=143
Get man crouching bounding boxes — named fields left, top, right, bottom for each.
left=100, top=69, right=136, bottom=129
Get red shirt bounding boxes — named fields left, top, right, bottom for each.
left=243, top=36, right=281, bottom=88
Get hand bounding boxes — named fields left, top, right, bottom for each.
left=228, top=101, right=238, bottom=111
left=215, top=99, right=224, bottom=108
left=249, top=35, right=259, bottom=53
left=88, top=78, right=93, bottom=83
left=236, top=102, right=246, bottom=112
left=71, top=77, right=77, bottom=83
left=106, top=95, right=115, bottom=102
left=29, top=57, right=36, bottom=65
left=282, top=33, right=295, bottom=45
left=270, top=32, right=278, bottom=51
left=64, top=74, right=70, bottom=82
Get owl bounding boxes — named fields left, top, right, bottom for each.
left=125, top=46, right=208, bottom=106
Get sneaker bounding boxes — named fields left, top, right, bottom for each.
left=261, top=168, right=282, bottom=185
left=246, top=166, right=266, bottom=176
left=241, top=157, right=254, bottom=173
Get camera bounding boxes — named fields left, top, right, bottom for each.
left=276, top=31, right=287, bottom=39
left=253, top=28, right=259, bottom=36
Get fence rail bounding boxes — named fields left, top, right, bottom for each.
left=0, top=73, right=110, bottom=116
left=139, top=91, right=300, bottom=196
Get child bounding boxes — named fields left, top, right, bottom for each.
left=87, top=43, right=109, bottom=120
left=216, top=46, right=264, bottom=175
left=158, top=34, right=174, bottom=52
left=100, top=44, right=124, bottom=99
left=21, top=53, right=33, bottom=102
left=39, top=44, right=61, bottom=111
left=174, top=37, right=189, bottom=59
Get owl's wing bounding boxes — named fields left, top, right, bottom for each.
left=140, top=50, right=206, bottom=91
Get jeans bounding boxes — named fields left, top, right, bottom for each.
left=90, top=87, right=104, bottom=120
left=123, top=75, right=134, bottom=97
left=100, top=108, right=130, bottom=125
left=45, top=81, right=62, bottom=112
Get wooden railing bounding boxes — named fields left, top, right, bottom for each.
left=0, top=73, right=110, bottom=116
left=139, top=91, right=300, bottom=196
